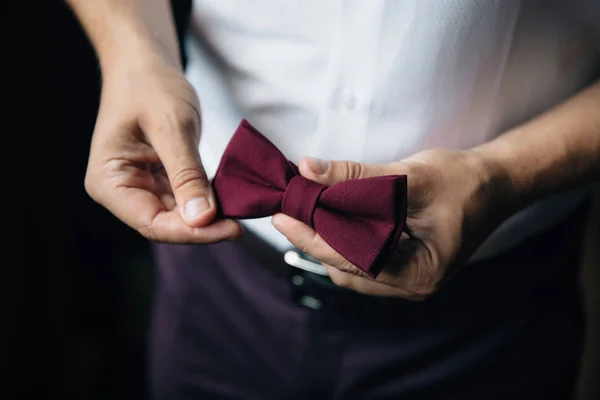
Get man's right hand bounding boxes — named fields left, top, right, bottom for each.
left=84, top=57, right=242, bottom=244
left=66, top=0, right=240, bottom=243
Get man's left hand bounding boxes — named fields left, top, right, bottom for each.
left=272, top=149, right=508, bottom=300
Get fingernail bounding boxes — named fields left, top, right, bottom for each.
left=271, top=214, right=283, bottom=231
left=272, top=215, right=283, bottom=230
left=184, top=197, right=210, bottom=220
left=306, top=157, right=329, bottom=175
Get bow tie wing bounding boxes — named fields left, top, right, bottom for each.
left=212, top=120, right=297, bottom=218
left=313, top=175, right=407, bottom=277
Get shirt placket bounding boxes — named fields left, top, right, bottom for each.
left=315, top=0, right=384, bottom=163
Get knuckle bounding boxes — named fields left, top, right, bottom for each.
left=137, top=214, right=160, bottom=242
left=409, top=271, right=443, bottom=298
left=138, top=225, right=155, bottom=241
left=410, top=285, right=438, bottom=298
left=300, top=232, right=321, bottom=256
left=83, top=170, right=103, bottom=202
left=336, top=259, right=357, bottom=274
left=175, top=106, right=201, bottom=136
left=142, top=102, right=201, bottom=141
left=347, top=161, right=364, bottom=180
left=138, top=223, right=161, bottom=243
left=83, top=173, right=96, bottom=198
left=170, top=166, right=208, bottom=192
left=403, top=249, right=445, bottom=297
left=329, top=273, right=352, bottom=289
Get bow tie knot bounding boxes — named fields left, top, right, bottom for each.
left=281, top=175, right=326, bottom=228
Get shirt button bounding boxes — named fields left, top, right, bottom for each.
left=339, top=87, right=357, bottom=111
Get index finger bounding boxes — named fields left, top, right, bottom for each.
left=102, top=185, right=242, bottom=244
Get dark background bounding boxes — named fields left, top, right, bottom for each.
left=21, top=1, right=190, bottom=398
left=16, top=1, right=600, bottom=399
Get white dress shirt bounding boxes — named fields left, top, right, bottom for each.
left=186, top=0, right=599, bottom=266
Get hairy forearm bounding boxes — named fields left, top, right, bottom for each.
left=473, top=80, right=600, bottom=212
left=66, top=0, right=181, bottom=72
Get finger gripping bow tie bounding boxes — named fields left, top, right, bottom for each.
left=212, top=119, right=407, bottom=278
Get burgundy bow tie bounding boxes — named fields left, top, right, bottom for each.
left=212, top=119, right=407, bottom=278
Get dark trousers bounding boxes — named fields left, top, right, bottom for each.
left=149, top=201, right=589, bottom=400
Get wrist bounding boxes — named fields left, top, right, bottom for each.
left=466, top=142, right=523, bottom=217
left=97, top=21, right=182, bottom=77
left=67, top=0, right=182, bottom=75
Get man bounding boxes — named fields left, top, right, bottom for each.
left=67, top=0, right=600, bottom=398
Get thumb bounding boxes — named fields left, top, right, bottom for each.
left=169, top=154, right=216, bottom=227
left=298, top=157, right=396, bottom=185
left=151, top=121, right=216, bottom=227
